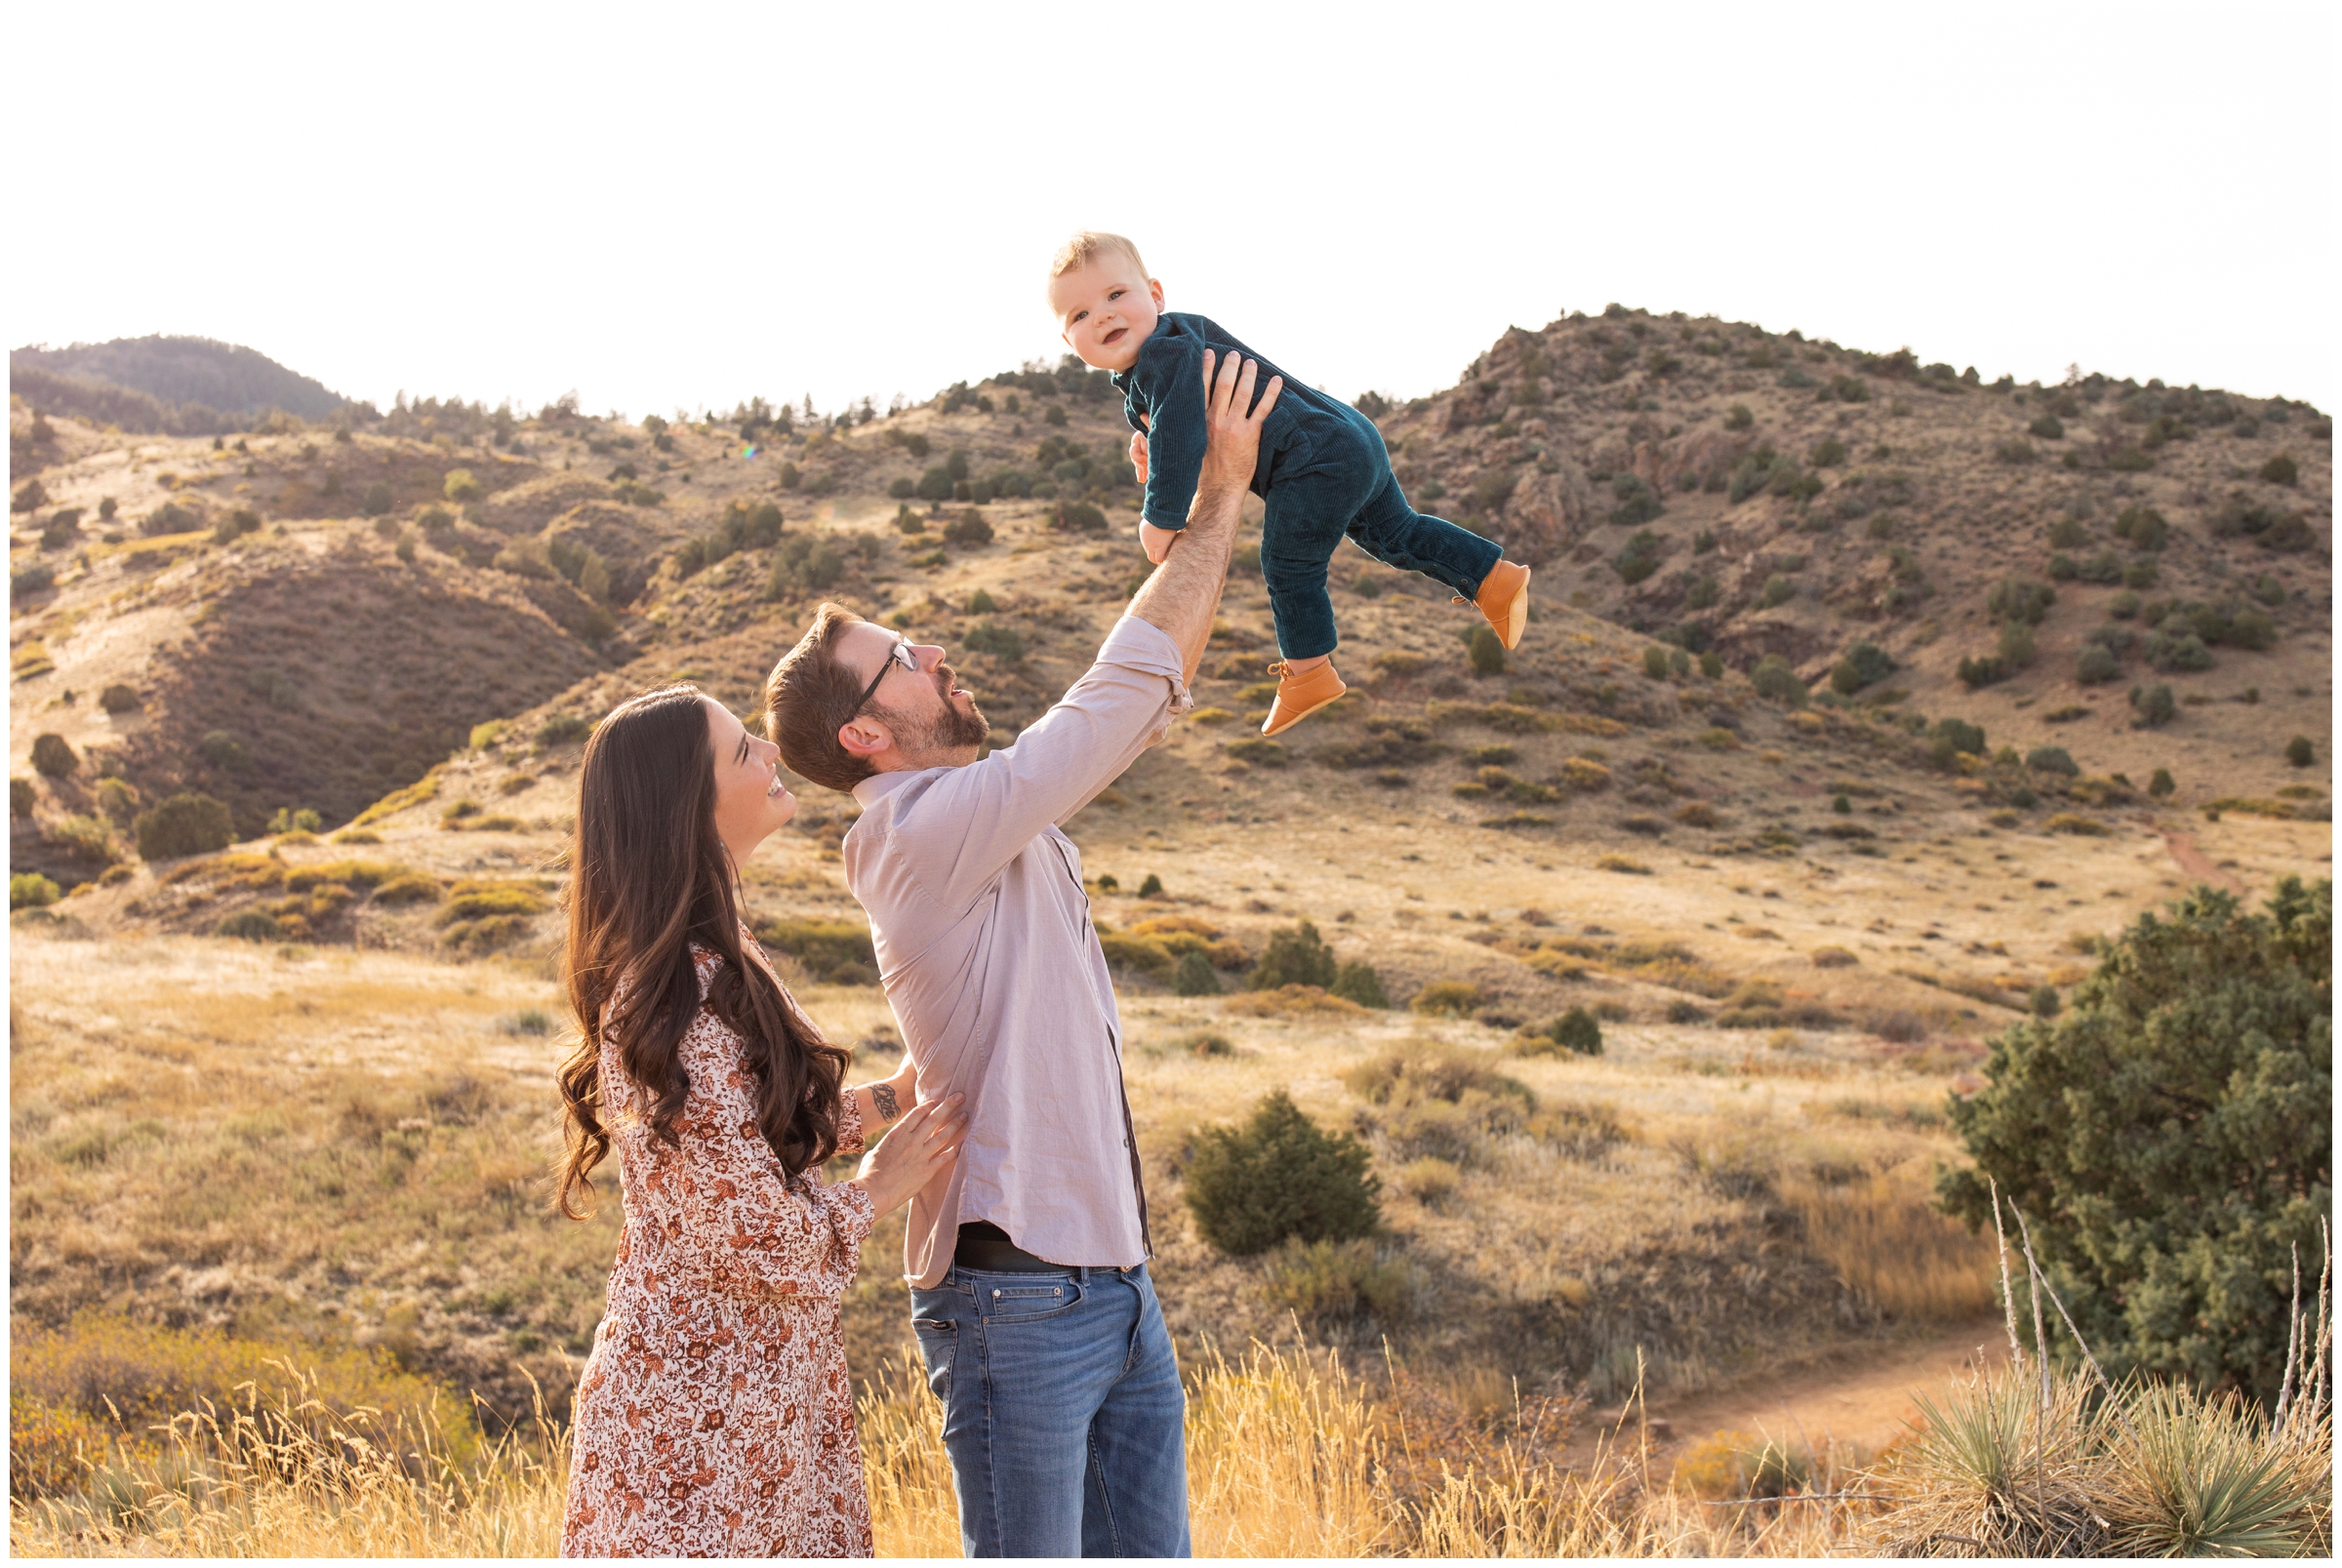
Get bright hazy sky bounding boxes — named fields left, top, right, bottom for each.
left=9, top=4, right=2335, bottom=421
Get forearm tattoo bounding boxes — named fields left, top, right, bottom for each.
left=870, top=1082, right=901, bottom=1125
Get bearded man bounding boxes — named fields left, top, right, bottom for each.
left=761, top=351, right=1280, bottom=1558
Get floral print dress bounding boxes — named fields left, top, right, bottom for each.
left=562, top=943, right=876, bottom=1558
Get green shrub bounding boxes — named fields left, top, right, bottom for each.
left=13, top=563, right=56, bottom=596
left=941, top=509, right=994, bottom=547
left=754, top=916, right=876, bottom=985
left=1724, top=403, right=1753, bottom=430
left=217, top=909, right=285, bottom=942
left=1957, top=655, right=2008, bottom=689
left=1934, top=717, right=1986, bottom=756
left=1937, top=879, right=2330, bottom=1403
left=1251, top=920, right=1338, bottom=990
left=1750, top=655, right=1808, bottom=706
left=360, top=481, right=394, bottom=517
left=2113, top=505, right=2170, bottom=550
left=2285, top=736, right=2315, bottom=768
left=1052, top=502, right=1108, bottom=534
left=1989, top=577, right=2057, bottom=624
left=1408, top=979, right=1483, bottom=1018
left=2027, top=745, right=2080, bottom=775
left=961, top=623, right=1024, bottom=663
left=442, top=469, right=479, bottom=503
left=2131, top=683, right=2177, bottom=728
left=1809, top=436, right=1848, bottom=467
left=1613, top=529, right=1663, bottom=584
left=2110, top=589, right=2142, bottom=620
left=1172, top=948, right=1220, bottom=996
left=1468, top=625, right=1507, bottom=676
left=966, top=587, right=997, bottom=615
left=29, top=734, right=77, bottom=779
left=1831, top=641, right=1896, bottom=696
left=199, top=731, right=251, bottom=772
left=2258, top=453, right=2297, bottom=486
left=1998, top=621, right=2038, bottom=669
left=11, top=872, right=61, bottom=909
left=1184, top=1090, right=1380, bottom=1256
left=1641, top=645, right=1670, bottom=680
left=1699, top=651, right=1724, bottom=679
left=2148, top=768, right=2176, bottom=798
left=135, top=793, right=236, bottom=860
left=1329, top=961, right=1389, bottom=1009
left=1514, top=1006, right=1602, bottom=1057
left=2077, top=644, right=2120, bottom=685
left=2145, top=630, right=2213, bottom=672
left=1607, top=474, right=1664, bottom=528
left=534, top=715, right=593, bottom=747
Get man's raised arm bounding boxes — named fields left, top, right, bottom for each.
left=1128, top=350, right=1283, bottom=685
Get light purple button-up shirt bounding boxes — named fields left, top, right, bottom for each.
left=844, top=616, right=1193, bottom=1288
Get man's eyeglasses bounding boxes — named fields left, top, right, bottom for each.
left=855, top=636, right=921, bottom=712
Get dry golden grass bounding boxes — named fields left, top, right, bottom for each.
left=0, top=1340, right=1885, bottom=1559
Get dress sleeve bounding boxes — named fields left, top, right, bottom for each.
left=834, top=1084, right=867, bottom=1157
left=626, top=959, right=875, bottom=1303
left=1137, top=332, right=1208, bottom=532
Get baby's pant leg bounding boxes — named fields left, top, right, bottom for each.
left=1260, top=465, right=1363, bottom=662
left=1346, top=470, right=1505, bottom=599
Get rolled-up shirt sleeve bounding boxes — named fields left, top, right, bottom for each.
left=860, top=616, right=1191, bottom=906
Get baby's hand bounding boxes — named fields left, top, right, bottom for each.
left=1138, top=519, right=1178, bottom=565
left=1128, top=423, right=1149, bottom=485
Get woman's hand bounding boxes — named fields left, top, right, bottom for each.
left=846, top=1093, right=967, bottom=1218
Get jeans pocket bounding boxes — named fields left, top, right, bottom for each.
left=910, top=1315, right=955, bottom=1398
left=972, top=1275, right=1084, bottom=1324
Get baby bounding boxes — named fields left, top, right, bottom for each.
left=1047, top=230, right=1531, bottom=735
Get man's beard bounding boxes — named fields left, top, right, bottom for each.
left=878, top=684, right=989, bottom=758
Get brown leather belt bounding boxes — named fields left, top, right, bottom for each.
left=954, top=1221, right=1062, bottom=1272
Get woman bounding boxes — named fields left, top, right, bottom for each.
left=555, top=683, right=964, bottom=1557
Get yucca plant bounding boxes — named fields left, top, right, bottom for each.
left=2104, top=1383, right=2324, bottom=1556
left=1884, top=1371, right=2111, bottom=1555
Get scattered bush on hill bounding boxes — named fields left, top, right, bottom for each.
left=2131, top=683, right=2177, bottom=728
left=29, top=734, right=78, bottom=779
left=2286, top=736, right=2315, bottom=768
left=1251, top=921, right=1338, bottom=990
left=12, top=872, right=61, bottom=909
left=1937, top=878, right=2330, bottom=1404
left=1329, top=961, right=1389, bottom=1009
left=1831, top=641, right=1895, bottom=696
left=1514, top=1007, right=1602, bottom=1058
left=1613, top=529, right=1663, bottom=584
left=1184, top=1090, right=1380, bottom=1256
left=1607, top=475, right=1664, bottom=528
left=135, top=793, right=236, bottom=860
left=1749, top=655, right=1808, bottom=706
left=757, top=917, right=878, bottom=985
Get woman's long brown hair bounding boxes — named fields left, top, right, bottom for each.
left=555, top=684, right=849, bottom=1218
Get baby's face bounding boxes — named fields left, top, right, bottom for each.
left=1050, top=256, right=1162, bottom=374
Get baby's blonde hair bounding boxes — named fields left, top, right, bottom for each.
left=1048, top=230, right=1149, bottom=287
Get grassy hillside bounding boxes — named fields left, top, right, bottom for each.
left=9, top=323, right=2334, bottom=1507
left=11, top=336, right=347, bottom=430
left=1373, top=305, right=2332, bottom=795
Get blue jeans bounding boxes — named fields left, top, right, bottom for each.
left=909, top=1264, right=1191, bottom=1557
left=1261, top=408, right=1505, bottom=660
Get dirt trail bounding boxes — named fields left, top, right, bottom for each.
left=2163, top=830, right=2245, bottom=894
left=1587, top=1316, right=2013, bottom=1463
